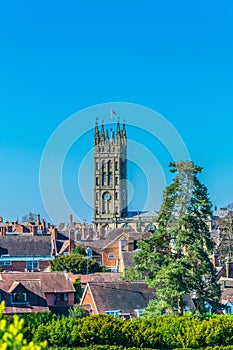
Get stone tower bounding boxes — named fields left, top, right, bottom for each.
left=93, top=118, right=127, bottom=229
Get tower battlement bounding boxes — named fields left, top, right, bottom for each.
left=93, top=119, right=128, bottom=229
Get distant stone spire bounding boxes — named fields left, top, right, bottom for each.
left=116, top=117, right=121, bottom=144
left=100, top=120, right=105, bottom=143
left=105, top=129, right=109, bottom=143
left=121, top=119, right=127, bottom=145
left=94, top=117, right=100, bottom=145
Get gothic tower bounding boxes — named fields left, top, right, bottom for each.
left=93, top=118, right=127, bottom=228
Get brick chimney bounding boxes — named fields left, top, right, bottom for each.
left=50, top=227, right=57, bottom=240
left=70, top=214, right=73, bottom=226
left=32, top=225, right=37, bottom=236
left=1, top=226, right=6, bottom=236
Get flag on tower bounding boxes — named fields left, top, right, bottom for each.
left=112, top=110, right=117, bottom=115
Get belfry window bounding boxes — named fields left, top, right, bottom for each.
left=108, top=173, right=112, bottom=185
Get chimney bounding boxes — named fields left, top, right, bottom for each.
left=70, top=214, right=73, bottom=226
left=41, top=219, right=46, bottom=232
left=50, top=227, right=57, bottom=240
left=32, top=226, right=37, bottom=236
left=37, top=214, right=41, bottom=225
left=47, top=223, right=51, bottom=229
left=0, top=217, right=3, bottom=223
left=1, top=226, right=6, bottom=236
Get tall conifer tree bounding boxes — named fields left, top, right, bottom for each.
left=134, top=161, right=221, bottom=315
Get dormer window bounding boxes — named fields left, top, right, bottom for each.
left=12, top=292, right=28, bottom=303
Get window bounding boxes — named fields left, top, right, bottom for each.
left=26, top=260, right=39, bottom=271
left=55, top=293, right=68, bottom=302
left=12, top=292, right=28, bottom=303
left=96, top=192, right=99, bottom=201
left=105, top=310, right=120, bottom=317
left=0, top=260, right=12, bottom=266
left=96, top=207, right=99, bottom=214
left=108, top=173, right=112, bottom=185
left=96, top=161, right=99, bottom=170
left=115, top=177, right=118, bottom=185
left=108, top=253, right=115, bottom=259
left=135, top=309, right=144, bottom=317
left=108, top=160, right=112, bottom=171
left=102, top=173, right=106, bottom=185
left=115, top=192, right=118, bottom=200
left=115, top=161, right=118, bottom=171
left=96, top=177, right=99, bottom=185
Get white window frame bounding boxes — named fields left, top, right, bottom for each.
left=26, top=260, right=39, bottom=270
left=108, top=253, right=115, bottom=259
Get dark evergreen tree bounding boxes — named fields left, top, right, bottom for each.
left=134, top=161, right=221, bottom=315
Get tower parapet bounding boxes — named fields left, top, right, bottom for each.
left=93, top=119, right=127, bottom=230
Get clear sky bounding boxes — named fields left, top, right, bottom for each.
left=0, top=0, right=233, bottom=224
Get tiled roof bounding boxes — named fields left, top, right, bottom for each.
left=122, top=251, right=135, bottom=269
left=0, top=235, right=52, bottom=256
left=69, top=272, right=121, bottom=285
left=0, top=272, right=75, bottom=293
left=0, top=279, right=49, bottom=314
left=86, top=282, right=155, bottom=314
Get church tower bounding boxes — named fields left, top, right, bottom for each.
left=93, top=118, right=127, bottom=228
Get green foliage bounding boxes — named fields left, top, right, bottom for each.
left=68, top=304, right=88, bottom=318
left=121, top=267, right=142, bottom=281
left=72, top=276, right=84, bottom=302
left=50, top=254, right=102, bottom=273
left=19, top=311, right=233, bottom=349
left=71, top=244, right=86, bottom=255
left=0, top=301, right=47, bottom=350
left=134, top=161, right=221, bottom=315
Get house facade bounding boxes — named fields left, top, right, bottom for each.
left=0, top=272, right=75, bottom=314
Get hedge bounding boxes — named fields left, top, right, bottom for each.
left=21, top=313, right=233, bottom=349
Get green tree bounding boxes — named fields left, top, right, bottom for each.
left=68, top=304, right=88, bottom=318
left=50, top=254, right=102, bottom=273
left=0, top=301, right=46, bottom=350
left=72, top=276, right=84, bottom=302
left=71, top=244, right=86, bottom=255
left=134, top=161, right=221, bottom=315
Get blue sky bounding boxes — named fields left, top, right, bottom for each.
left=0, top=0, right=233, bottom=224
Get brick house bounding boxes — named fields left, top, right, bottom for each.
left=80, top=281, right=155, bottom=319
left=0, top=272, right=75, bottom=314
left=80, top=230, right=151, bottom=272
left=0, top=235, right=53, bottom=272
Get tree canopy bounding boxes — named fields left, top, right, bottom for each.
left=50, top=254, right=102, bottom=274
left=134, top=161, right=221, bottom=315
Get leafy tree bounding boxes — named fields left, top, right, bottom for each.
left=50, top=254, right=102, bottom=273
left=71, top=244, right=86, bottom=255
left=72, top=276, right=84, bottom=302
left=0, top=301, right=46, bottom=349
left=121, top=267, right=142, bottom=281
left=68, top=304, right=88, bottom=318
left=134, top=161, right=221, bottom=315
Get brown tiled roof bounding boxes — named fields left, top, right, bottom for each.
left=70, top=272, right=121, bottom=285
left=0, top=279, right=49, bottom=314
left=217, top=263, right=233, bottom=279
left=0, top=235, right=52, bottom=256
left=0, top=272, right=75, bottom=293
left=78, top=230, right=150, bottom=253
left=86, top=282, right=155, bottom=314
